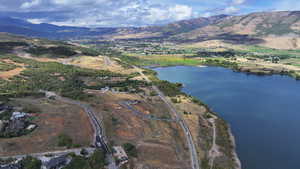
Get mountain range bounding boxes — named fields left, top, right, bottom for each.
left=1, top=11, right=300, bottom=49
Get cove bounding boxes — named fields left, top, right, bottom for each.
left=153, top=66, right=300, bottom=169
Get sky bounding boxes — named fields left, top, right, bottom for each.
left=0, top=0, right=299, bottom=27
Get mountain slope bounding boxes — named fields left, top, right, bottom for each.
left=0, top=17, right=118, bottom=39
left=109, top=11, right=300, bottom=49
left=1, top=11, right=300, bottom=49
left=170, top=11, right=300, bottom=49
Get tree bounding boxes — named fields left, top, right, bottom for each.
left=123, top=143, right=138, bottom=157
left=88, top=149, right=106, bottom=168
left=57, top=134, right=73, bottom=148
left=20, top=156, right=42, bottom=169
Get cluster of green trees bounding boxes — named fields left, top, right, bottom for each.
left=0, top=109, right=12, bottom=121
left=0, top=41, right=28, bottom=54
left=6, top=150, right=106, bottom=169
left=0, top=55, right=122, bottom=100
left=123, top=143, right=138, bottom=157
left=63, top=150, right=106, bottom=169
left=195, top=50, right=241, bottom=58
left=20, top=156, right=42, bottom=169
left=57, top=134, right=75, bottom=148
left=26, top=46, right=77, bottom=58
left=201, top=59, right=239, bottom=69
left=154, top=80, right=183, bottom=97
left=0, top=120, right=34, bottom=138
left=78, top=47, right=102, bottom=56
left=87, top=78, right=148, bottom=94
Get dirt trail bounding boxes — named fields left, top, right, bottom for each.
left=0, top=58, right=26, bottom=80
left=208, top=116, right=242, bottom=169
left=208, top=117, right=221, bottom=169
left=0, top=67, right=26, bottom=80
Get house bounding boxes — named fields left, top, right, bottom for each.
left=10, top=112, right=27, bottom=120
left=0, top=163, right=22, bottom=169
left=45, top=155, right=68, bottom=169
left=6, top=119, right=26, bottom=133
left=126, top=100, right=141, bottom=105
left=113, top=146, right=128, bottom=166
left=100, top=86, right=110, bottom=93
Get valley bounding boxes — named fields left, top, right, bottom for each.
left=0, top=9, right=300, bottom=169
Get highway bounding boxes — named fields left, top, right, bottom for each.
left=134, top=66, right=201, bottom=169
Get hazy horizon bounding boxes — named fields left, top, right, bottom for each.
left=0, top=0, right=299, bottom=27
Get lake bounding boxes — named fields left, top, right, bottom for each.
left=153, top=66, right=300, bottom=169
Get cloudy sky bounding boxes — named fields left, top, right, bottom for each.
left=0, top=0, right=299, bottom=27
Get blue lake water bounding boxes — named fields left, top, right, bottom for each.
left=153, top=66, right=300, bottom=169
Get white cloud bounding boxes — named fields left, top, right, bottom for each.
left=202, top=12, right=212, bottom=17
left=26, top=18, right=45, bottom=24
left=3, top=0, right=251, bottom=27
left=21, top=0, right=41, bottom=9
left=170, top=5, right=193, bottom=20
left=17, top=0, right=196, bottom=27
left=224, top=6, right=240, bottom=14
left=232, top=0, right=246, bottom=5
left=145, top=4, right=193, bottom=24
left=273, top=0, right=300, bottom=11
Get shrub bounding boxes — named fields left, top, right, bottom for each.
left=26, top=46, right=77, bottom=58
left=20, top=156, right=42, bottom=169
left=154, top=80, right=183, bottom=97
left=57, top=134, right=73, bottom=148
left=62, top=156, right=89, bottom=169
left=123, top=143, right=138, bottom=157
left=88, top=149, right=106, bottom=168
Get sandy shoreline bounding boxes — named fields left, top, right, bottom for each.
left=228, top=126, right=242, bottom=169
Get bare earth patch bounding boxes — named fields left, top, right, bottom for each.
left=67, top=56, right=137, bottom=74
left=0, top=59, right=26, bottom=80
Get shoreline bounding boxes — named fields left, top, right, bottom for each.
left=149, top=63, right=300, bottom=80
left=234, top=66, right=300, bottom=80
left=149, top=63, right=298, bottom=168
left=150, top=65, right=242, bottom=168
left=228, top=125, right=242, bottom=169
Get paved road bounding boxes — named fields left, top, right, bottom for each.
left=1, top=148, right=95, bottom=160
left=134, top=66, right=201, bottom=169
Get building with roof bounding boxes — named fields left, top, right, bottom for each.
left=44, top=155, right=68, bottom=169
left=10, top=112, right=27, bottom=120
left=113, top=146, right=128, bottom=166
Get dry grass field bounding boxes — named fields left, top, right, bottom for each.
left=0, top=97, right=93, bottom=156
left=66, top=56, right=137, bottom=74
left=87, top=90, right=191, bottom=169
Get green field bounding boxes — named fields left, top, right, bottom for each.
left=239, top=45, right=300, bottom=58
